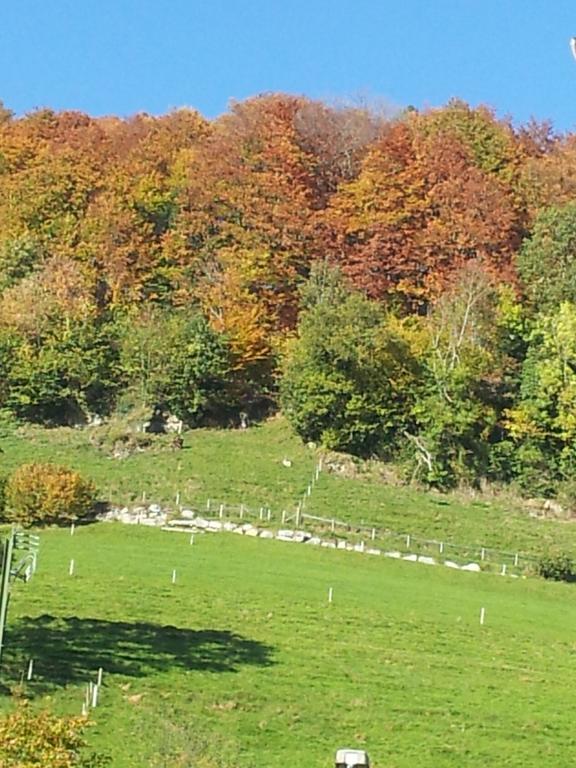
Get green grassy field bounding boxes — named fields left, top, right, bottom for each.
left=2, top=417, right=576, bottom=559
left=2, top=524, right=576, bottom=767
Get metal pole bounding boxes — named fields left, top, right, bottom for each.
left=0, top=527, right=15, bottom=667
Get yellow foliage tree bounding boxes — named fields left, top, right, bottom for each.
left=0, top=701, right=107, bottom=767
left=4, top=464, right=97, bottom=527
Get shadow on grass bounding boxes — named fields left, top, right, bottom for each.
left=1, top=614, right=275, bottom=693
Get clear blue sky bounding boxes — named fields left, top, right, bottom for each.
left=2, top=0, right=576, bottom=131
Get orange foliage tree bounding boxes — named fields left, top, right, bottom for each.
left=324, top=105, right=527, bottom=309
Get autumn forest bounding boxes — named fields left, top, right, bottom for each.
left=1, top=94, right=575, bottom=498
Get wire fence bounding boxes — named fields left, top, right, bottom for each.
left=196, top=498, right=536, bottom=574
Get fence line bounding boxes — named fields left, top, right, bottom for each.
left=197, top=499, right=535, bottom=572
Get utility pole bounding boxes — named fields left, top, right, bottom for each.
left=0, top=527, right=39, bottom=668
left=0, top=528, right=14, bottom=667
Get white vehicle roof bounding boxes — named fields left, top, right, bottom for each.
left=335, top=748, right=370, bottom=766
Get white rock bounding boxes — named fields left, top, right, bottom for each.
left=207, top=520, right=223, bottom=531
left=321, top=541, right=336, bottom=549
left=354, top=543, right=366, bottom=553
left=337, top=541, right=348, bottom=550
left=245, top=527, right=259, bottom=537
left=148, top=503, right=162, bottom=515
left=403, top=554, right=418, bottom=562
left=444, top=560, right=461, bottom=569
left=305, top=536, right=322, bottom=545
left=366, top=548, right=381, bottom=556
left=418, top=556, right=436, bottom=565
left=384, top=551, right=402, bottom=559
left=180, top=509, right=196, bottom=519
left=461, top=563, right=481, bottom=572
left=193, top=517, right=210, bottom=529
left=277, top=529, right=295, bottom=538
left=259, top=530, right=274, bottom=539
left=241, top=523, right=256, bottom=532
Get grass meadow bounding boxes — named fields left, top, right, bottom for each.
left=2, top=524, right=576, bottom=766
left=3, top=418, right=576, bottom=765
left=2, top=416, right=576, bottom=558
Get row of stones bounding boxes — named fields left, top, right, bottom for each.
left=98, top=506, right=485, bottom=573
left=162, top=516, right=484, bottom=573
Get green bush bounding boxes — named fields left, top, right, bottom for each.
left=536, top=552, right=575, bottom=582
left=3, top=463, right=97, bottom=526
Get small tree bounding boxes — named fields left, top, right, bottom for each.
left=0, top=700, right=109, bottom=767
left=3, top=464, right=97, bottom=526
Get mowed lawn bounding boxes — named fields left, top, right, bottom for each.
left=2, top=524, right=576, bottom=767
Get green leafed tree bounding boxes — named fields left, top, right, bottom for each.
left=505, top=301, right=576, bottom=497
left=119, top=309, right=231, bottom=425
left=4, top=321, right=121, bottom=425
left=280, top=269, right=422, bottom=456
left=517, top=202, right=576, bottom=311
left=408, top=265, right=516, bottom=488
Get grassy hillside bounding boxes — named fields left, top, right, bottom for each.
left=2, top=417, right=576, bottom=559
left=2, top=524, right=576, bottom=767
